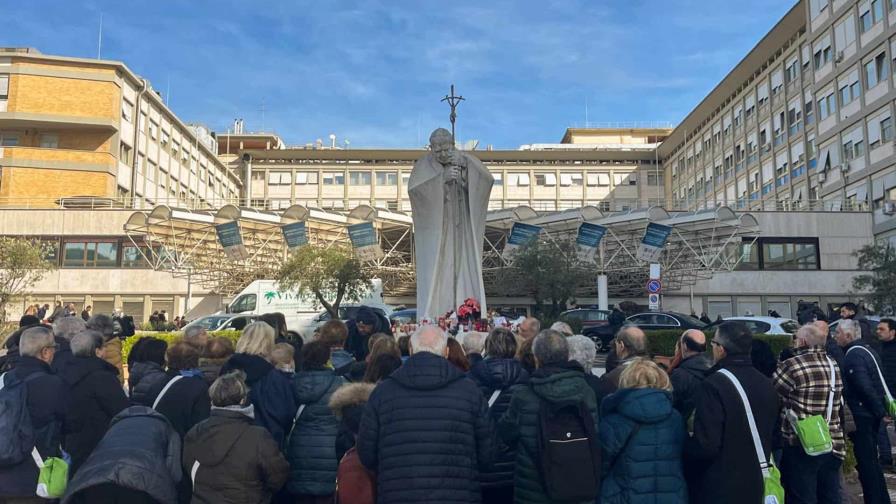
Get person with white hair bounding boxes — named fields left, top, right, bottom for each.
left=59, top=330, right=129, bottom=474
left=567, top=334, right=602, bottom=404
left=837, top=318, right=891, bottom=503
left=774, top=323, right=846, bottom=501
left=550, top=321, right=573, bottom=337
left=357, top=325, right=495, bottom=503
left=49, top=316, right=86, bottom=376
left=0, top=327, right=68, bottom=501
left=460, top=331, right=486, bottom=368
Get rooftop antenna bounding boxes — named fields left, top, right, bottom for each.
left=441, top=84, right=464, bottom=141
left=96, top=13, right=103, bottom=59
left=329, top=133, right=336, bottom=149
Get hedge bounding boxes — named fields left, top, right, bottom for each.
left=122, top=330, right=242, bottom=363
left=643, top=329, right=792, bottom=358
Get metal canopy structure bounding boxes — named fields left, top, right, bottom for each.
left=124, top=203, right=758, bottom=300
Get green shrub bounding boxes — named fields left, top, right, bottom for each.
left=122, top=330, right=242, bottom=363
left=644, top=329, right=792, bottom=358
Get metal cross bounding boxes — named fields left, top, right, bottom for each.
left=441, top=84, right=465, bottom=140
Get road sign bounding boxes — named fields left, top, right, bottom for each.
left=646, top=279, right=662, bottom=294
left=648, top=293, right=660, bottom=311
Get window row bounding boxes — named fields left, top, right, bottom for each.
left=28, top=238, right=170, bottom=269
left=262, top=170, right=654, bottom=188
left=737, top=237, right=821, bottom=271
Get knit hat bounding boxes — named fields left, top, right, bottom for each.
left=713, top=321, right=753, bottom=355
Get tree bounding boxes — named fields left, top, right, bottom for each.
left=853, top=241, right=896, bottom=315
left=0, top=238, right=56, bottom=323
left=507, top=238, right=582, bottom=320
left=276, top=245, right=373, bottom=318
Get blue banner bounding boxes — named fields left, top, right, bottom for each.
left=215, top=221, right=248, bottom=260
left=281, top=221, right=308, bottom=249
left=347, top=222, right=383, bottom=261
left=507, top=222, right=542, bottom=246
left=576, top=222, right=607, bottom=248
left=637, top=223, right=673, bottom=262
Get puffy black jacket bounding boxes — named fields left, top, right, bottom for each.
left=62, top=406, right=181, bottom=504
left=0, top=356, right=67, bottom=498
left=879, top=339, right=896, bottom=398
left=219, top=353, right=297, bottom=446
left=128, top=361, right=168, bottom=406
left=50, top=337, right=76, bottom=377
left=357, top=351, right=495, bottom=503
left=154, top=373, right=211, bottom=439
left=497, top=361, right=599, bottom=504
left=467, top=357, right=529, bottom=490
left=670, top=353, right=711, bottom=423
left=285, top=368, right=344, bottom=496
left=842, top=340, right=887, bottom=419
left=184, top=406, right=289, bottom=504
left=59, top=355, right=129, bottom=475
left=684, top=355, right=779, bottom=504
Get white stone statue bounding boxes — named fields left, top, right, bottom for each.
left=409, top=128, right=494, bottom=320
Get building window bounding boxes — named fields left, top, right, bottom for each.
left=36, top=133, right=58, bottom=149
left=294, top=172, right=318, bottom=184
left=349, top=171, right=372, bottom=185
left=865, top=52, right=889, bottom=89
left=839, top=77, right=861, bottom=106
left=149, top=121, right=158, bottom=140
left=860, top=0, right=883, bottom=33
left=121, top=245, right=153, bottom=268
left=268, top=172, right=291, bottom=185
left=814, top=41, right=832, bottom=69
left=161, top=131, right=169, bottom=146
left=882, top=117, right=894, bottom=143
left=738, top=237, right=820, bottom=270
left=0, top=131, right=19, bottom=147
left=506, top=173, right=530, bottom=186
left=818, top=92, right=836, bottom=119
left=62, top=241, right=119, bottom=268
left=121, top=99, right=134, bottom=122
left=535, top=173, right=557, bottom=186
left=560, top=173, right=583, bottom=186
left=375, top=172, right=398, bottom=186
left=586, top=173, right=610, bottom=186
left=492, top=173, right=503, bottom=186
left=647, top=173, right=662, bottom=186
left=323, top=172, right=345, bottom=185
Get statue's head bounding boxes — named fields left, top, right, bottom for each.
left=429, top=128, right=455, bottom=166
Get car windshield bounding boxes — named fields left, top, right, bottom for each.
left=672, top=313, right=706, bottom=327
left=190, top=316, right=228, bottom=331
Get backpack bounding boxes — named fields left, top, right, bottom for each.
left=536, top=398, right=601, bottom=502
left=336, top=447, right=376, bottom=504
left=0, top=371, right=45, bottom=466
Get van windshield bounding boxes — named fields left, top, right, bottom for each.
left=230, top=294, right=257, bottom=313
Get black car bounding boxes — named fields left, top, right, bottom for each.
left=623, top=312, right=707, bottom=331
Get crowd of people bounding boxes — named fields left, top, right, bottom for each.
left=0, top=302, right=894, bottom=504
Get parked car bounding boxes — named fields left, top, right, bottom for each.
left=623, top=312, right=707, bottom=332
left=829, top=316, right=880, bottom=337
left=182, top=314, right=258, bottom=332
left=562, top=309, right=613, bottom=351
left=293, top=304, right=394, bottom=339
left=704, top=316, right=799, bottom=335
left=390, top=308, right=417, bottom=326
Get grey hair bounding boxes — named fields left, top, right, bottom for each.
left=484, top=327, right=517, bottom=359
left=567, top=335, right=596, bottom=369
left=184, top=325, right=207, bottom=343
left=209, top=370, right=249, bottom=407
left=617, top=326, right=647, bottom=355
left=533, top=329, right=569, bottom=366
left=410, top=325, right=448, bottom=356
left=837, top=319, right=861, bottom=342
left=797, top=323, right=827, bottom=347
left=52, top=316, right=86, bottom=342
left=71, top=330, right=104, bottom=357
left=19, top=326, right=54, bottom=358
left=86, top=314, right=115, bottom=339
left=550, top=321, right=573, bottom=336
left=461, top=331, right=485, bottom=355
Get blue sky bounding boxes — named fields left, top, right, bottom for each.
left=7, top=1, right=795, bottom=148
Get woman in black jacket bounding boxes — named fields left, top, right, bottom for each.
left=128, top=337, right=168, bottom=405
left=219, top=322, right=298, bottom=446
left=467, top=327, right=529, bottom=504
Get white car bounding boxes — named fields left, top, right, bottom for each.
left=292, top=304, right=395, bottom=340
left=709, top=316, right=799, bottom=335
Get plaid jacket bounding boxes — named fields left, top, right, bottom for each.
left=773, top=346, right=846, bottom=458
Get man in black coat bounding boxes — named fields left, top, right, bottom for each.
left=0, top=326, right=67, bottom=501
left=357, top=325, right=495, bottom=503
left=837, top=318, right=891, bottom=503
left=877, top=318, right=896, bottom=470
left=669, top=329, right=711, bottom=423
left=594, top=326, right=647, bottom=404
left=842, top=302, right=877, bottom=351
left=345, top=306, right=392, bottom=362
left=60, top=330, right=129, bottom=475
left=685, top=321, right=778, bottom=504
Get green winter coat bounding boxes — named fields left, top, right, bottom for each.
left=497, top=362, right=599, bottom=504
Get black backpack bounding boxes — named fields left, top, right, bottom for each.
left=536, top=398, right=601, bottom=502
left=0, top=371, right=44, bottom=466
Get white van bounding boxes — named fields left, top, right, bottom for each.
left=224, top=279, right=390, bottom=340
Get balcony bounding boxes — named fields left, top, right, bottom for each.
left=1, top=146, right=117, bottom=169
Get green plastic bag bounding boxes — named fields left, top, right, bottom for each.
left=32, top=449, right=67, bottom=499
left=793, top=414, right=833, bottom=456
left=886, top=398, right=896, bottom=418
left=763, top=462, right=785, bottom=504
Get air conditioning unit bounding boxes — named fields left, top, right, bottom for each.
left=818, top=171, right=827, bottom=182
left=835, top=51, right=844, bottom=64
left=885, top=201, right=896, bottom=215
